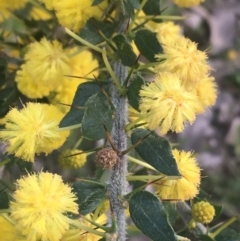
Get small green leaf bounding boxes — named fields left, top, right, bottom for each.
left=134, top=29, right=163, bottom=62
left=129, top=0, right=141, bottom=9
left=129, top=191, right=177, bottom=241
left=215, top=228, right=240, bottom=241
left=60, top=82, right=101, bottom=128
left=82, top=92, right=114, bottom=140
left=0, top=191, right=9, bottom=209
left=123, top=1, right=135, bottom=19
left=163, top=202, right=178, bottom=226
left=127, top=73, right=144, bottom=111
left=76, top=18, right=116, bottom=45
left=142, top=0, right=162, bottom=23
left=131, top=129, right=180, bottom=176
left=212, top=204, right=223, bottom=221
left=72, top=180, right=106, bottom=215
left=112, top=34, right=137, bottom=67
left=199, top=235, right=215, bottom=241
left=91, top=0, right=104, bottom=6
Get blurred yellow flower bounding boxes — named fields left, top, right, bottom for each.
left=29, top=5, right=53, bottom=20
left=0, top=103, right=69, bottom=162
left=156, top=149, right=201, bottom=201
left=59, top=149, right=88, bottom=169
left=195, top=75, right=217, bottom=112
left=10, top=172, right=78, bottom=241
left=139, top=72, right=202, bottom=134
left=16, top=64, right=53, bottom=98
left=155, top=21, right=181, bottom=45
left=54, top=0, right=108, bottom=32
left=156, top=37, right=210, bottom=88
left=0, top=214, right=26, bottom=241
left=24, top=37, right=71, bottom=88
left=50, top=48, right=99, bottom=113
left=172, top=0, right=205, bottom=8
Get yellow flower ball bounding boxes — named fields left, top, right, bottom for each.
left=49, top=48, right=99, bottom=113
left=0, top=215, right=26, bottom=241
left=156, top=149, right=201, bottom=201
left=54, top=0, right=108, bottom=32
left=172, top=0, right=205, bottom=8
left=15, top=64, right=53, bottom=98
left=24, top=37, right=72, bottom=88
left=191, top=201, right=215, bottom=224
left=195, top=75, right=217, bottom=113
left=0, top=102, right=69, bottom=162
left=59, top=149, right=87, bottom=169
left=139, top=72, right=202, bottom=134
left=155, top=21, right=182, bottom=45
left=10, top=172, right=78, bottom=241
left=156, top=37, right=211, bottom=88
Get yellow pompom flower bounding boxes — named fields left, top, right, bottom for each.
left=50, top=48, right=99, bottom=113
left=24, top=38, right=71, bottom=89
left=156, top=37, right=210, bottom=88
left=59, top=149, right=87, bottom=169
left=191, top=201, right=215, bottom=224
left=0, top=214, right=26, bottom=241
left=139, top=72, right=202, bottom=134
left=10, top=172, right=78, bottom=241
left=15, top=64, right=53, bottom=98
left=0, top=103, right=69, bottom=162
left=156, top=149, right=201, bottom=201
left=172, top=0, right=205, bottom=8
left=155, top=21, right=181, bottom=45
left=195, top=75, right=217, bottom=112
left=54, top=0, right=108, bottom=32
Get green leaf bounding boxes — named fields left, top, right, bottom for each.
left=134, top=29, right=163, bottom=62
left=129, top=191, right=177, bottom=241
left=0, top=191, right=9, bottom=209
left=142, top=0, right=162, bottom=23
left=127, top=73, right=144, bottom=111
left=212, top=204, right=223, bottom=221
left=82, top=92, right=114, bottom=140
left=60, top=82, right=101, bottom=128
left=131, top=129, right=180, bottom=176
left=129, top=0, right=141, bottom=9
left=215, top=228, right=240, bottom=241
left=163, top=202, right=178, bottom=226
left=123, top=1, right=135, bottom=19
left=112, top=34, right=137, bottom=67
left=91, top=0, right=105, bottom=6
left=76, top=18, right=116, bottom=45
left=199, top=235, right=215, bottom=241
left=72, top=180, right=106, bottom=215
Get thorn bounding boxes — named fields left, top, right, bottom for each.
left=102, top=123, right=119, bottom=153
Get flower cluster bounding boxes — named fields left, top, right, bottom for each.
left=39, top=0, right=108, bottom=32
left=0, top=102, right=69, bottom=162
left=15, top=38, right=99, bottom=113
left=156, top=149, right=201, bottom=201
left=140, top=36, right=217, bottom=134
left=10, top=172, right=78, bottom=241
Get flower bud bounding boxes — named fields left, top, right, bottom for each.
left=191, top=201, right=215, bottom=224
